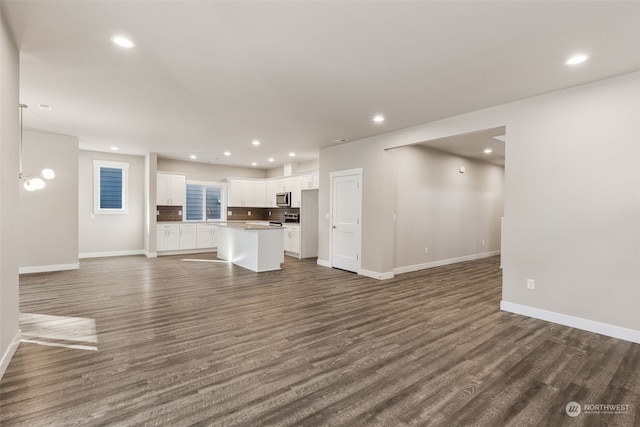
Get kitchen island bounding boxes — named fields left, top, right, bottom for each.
left=216, top=223, right=284, bottom=272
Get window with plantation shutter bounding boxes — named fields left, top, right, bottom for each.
left=186, top=184, right=204, bottom=220
left=205, top=187, right=222, bottom=219
left=100, top=167, right=123, bottom=209
left=93, top=160, right=129, bottom=214
left=185, top=182, right=225, bottom=221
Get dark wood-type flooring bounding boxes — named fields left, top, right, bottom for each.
left=1, top=255, right=638, bottom=426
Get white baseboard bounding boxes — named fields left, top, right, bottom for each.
left=79, top=249, right=146, bottom=259
left=0, top=330, right=21, bottom=380
left=316, top=259, right=331, bottom=268
left=19, top=263, right=79, bottom=274
left=156, top=248, right=216, bottom=256
left=145, top=251, right=158, bottom=258
left=393, top=251, right=501, bottom=275
left=501, top=301, right=640, bottom=344
left=318, top=252, right=500, bottom=281
left=359, top=268, right=395, bottom=280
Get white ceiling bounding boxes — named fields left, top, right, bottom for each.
left=418, top=127, right=506, bottom=166
left=2, top=1, right=639, bottom=169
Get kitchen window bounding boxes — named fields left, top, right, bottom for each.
left=93, top=160, right=129, bottom=214
left=185, top=182, right=226, bottom=221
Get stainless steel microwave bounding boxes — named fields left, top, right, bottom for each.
left=276, top=192, right=291, bottom=207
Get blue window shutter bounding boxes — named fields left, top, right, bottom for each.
left=100, top=167, right=123, bottom=209
left=206, top=187, right=221, bottom=219
left=186, top=184, right=204, bottom=220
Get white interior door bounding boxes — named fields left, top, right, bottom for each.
left=330, top=170, right=362, bottom=273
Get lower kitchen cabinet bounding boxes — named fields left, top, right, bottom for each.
left=284, top=225, right=300, bottom=255
left=196, top=223, right=218, bottom=248
left=179, top=224, right=197, bottom=249
left=157, top=224, right=180, bottom=251
left=157, top=223, right=217, bottom=253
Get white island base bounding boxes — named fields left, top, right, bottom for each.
left=216, top=224, right=284, bottom=272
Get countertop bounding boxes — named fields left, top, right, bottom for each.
left=216, top=222, right=285, bottom=230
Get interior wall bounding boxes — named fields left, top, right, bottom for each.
left=390, top=145, right=504, bottom=270
left=319, top=138, right=392, bottom=276
left=78, top=150, right=145, bottom=257
left=501, top=73, right=640, bottom=335
left=19, top=130, right=78, bottom=271
left=319, top=71, right=640, bottom=338
left=0, top=6, right=20, bottom=378
left=157, top=158, right=267, bottom=182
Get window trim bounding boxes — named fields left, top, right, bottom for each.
left=93, top=160, right=129, bottom=214
left=184, top=180, right=227, bottom=222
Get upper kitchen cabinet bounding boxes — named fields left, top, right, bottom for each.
left=228, top=178, right=268, bottom=207
left=289, top=176, right=302, bottom=207
left=301, top=172, right=319, bottom=190
left=227, top=173, right=316, bottom=208
left=253, top=180, right=266, bottom=208
left=157, top=173, right=186, bottom=206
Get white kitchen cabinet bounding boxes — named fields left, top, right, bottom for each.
left=301, top=172, right=319, bottom=189
left=157, top=224, right=180, bottom=251
left=228, top=179, right=249, bottom=207
left=157, top=174, right=186, bottom=206
left=227, top=179, right=257, bottom=207
left=265, top=180, right=277, bottom=207
left=272, top=179, right=286, bottom=193
left=228, top=174, right=317, bottom=208
left=289, top=176, right=302, bottom=208
left=157, top=223, right=203, bottom=251
left=179, top=223, right=197, bottom=249
left=196, top=223, right=218, bottom=248
left=228, top=178, right=270, bottom=208
left=283, top=225, right=301, bottom=255
left=253, top=181, right=267, bottom=207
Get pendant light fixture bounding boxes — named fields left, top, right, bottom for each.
left=18, top=104, right=55, bottom=191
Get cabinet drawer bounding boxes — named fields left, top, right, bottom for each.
left=157, top=224, right=180, bottom=230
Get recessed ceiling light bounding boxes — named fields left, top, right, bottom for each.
left=190, top=154, right=197, bottom=159
left=251, top=162, right=257, bottom=166
left=483, top=148, right=493, bottom=154
left=289, top=152, right=296, bottom=157
left=373, top=115, right=385, bottom=123
left=111, top=35, right=135, bottom=48
left=223, top=151, right=231, bottom=156
left=333, top=138, right=348, bottom=143
left=268, top=158, right=275, bottom=162
left=252, top=140, right=260, bottom=146
left=565, top=53, right=589, bottom=65
left=110, top=146, right=119, bottom=151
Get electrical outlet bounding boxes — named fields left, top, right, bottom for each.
left=248, top=211, right=251, bottom=216
left=228, top=211, right=232, bottom=216
left=424, top=248, right=429, bottom=254
left=482, top=240, right=486, bottom=246
left=527, top=279, right=535, bottom=290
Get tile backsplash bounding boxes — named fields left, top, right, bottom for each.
left=157, top=206, right=299, bottom=222
left=227, top=207, right=299, bottom=222
left=157, top=205, right=183, bottom=221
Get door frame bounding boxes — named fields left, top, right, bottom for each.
left=329, top=168, right=363, bottom=273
